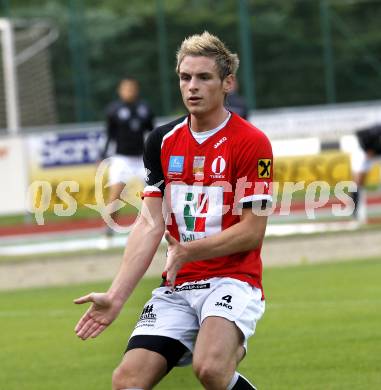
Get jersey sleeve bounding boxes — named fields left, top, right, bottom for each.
left=142, top=116, right=188, bottom=198
left=234, top=129, right=273, bottom=207
left=142, top=129, right=165, bottom=198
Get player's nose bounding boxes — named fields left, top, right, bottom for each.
left=188, top=77, right=199, bottom=91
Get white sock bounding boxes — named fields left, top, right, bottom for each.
left=227, top=372, right=257, bottom=389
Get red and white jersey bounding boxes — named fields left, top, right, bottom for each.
left=143, top=113, right=273, bottom=295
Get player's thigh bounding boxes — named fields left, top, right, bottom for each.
left=194, top=278, right=265, bottom=368
left=113, top=348, right=167, bottom=389
left=193, top=315, right=243, bottom=372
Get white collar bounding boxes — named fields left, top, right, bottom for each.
left=190, top=112, right=231, bottom=144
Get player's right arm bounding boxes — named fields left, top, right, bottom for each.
left=74, top=196, right=165, bottom=340
left=74, top=118, right=184, bottom=340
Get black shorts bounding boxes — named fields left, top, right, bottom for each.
left=125, top=335, right=188, bottom=373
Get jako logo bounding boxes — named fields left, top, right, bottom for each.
left=214, top=136, right=227, bottom=149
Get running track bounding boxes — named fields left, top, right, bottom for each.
left=1, top=195, right=381, bottom=238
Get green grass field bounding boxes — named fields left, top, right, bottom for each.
left=1, top=259, right=380, bottom=390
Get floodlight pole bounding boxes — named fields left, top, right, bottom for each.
left=238, top=0, right=256, bottom=110
left=0, top=18, right=20, bottom=134
left=320, top=0, right=336, bottom=103
left=156, top=0, right=171, bottom=115
left=68, top=0, right=92, bottom=122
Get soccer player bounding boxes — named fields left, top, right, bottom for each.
left=101, top=78, right=154, bottom=234
left=225, top=79, right=248, bottom=119
left=75, top=31, right=273, bottom=390
left=351, top=124, right=381, bottom=217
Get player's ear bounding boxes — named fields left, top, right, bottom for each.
left=222, top=74, right=235, bottom=94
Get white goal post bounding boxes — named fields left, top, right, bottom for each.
left=0, top=18, right=59, bottom=134
left=0, top=18, right=20, bottom=134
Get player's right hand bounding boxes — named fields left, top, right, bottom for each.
left=73, top=292, right=122, bottom=340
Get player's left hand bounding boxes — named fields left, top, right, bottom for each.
left=164, top=230, right=189, bottom=288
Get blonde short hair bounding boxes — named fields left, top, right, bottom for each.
left=176, top=31, right=239, bottom=80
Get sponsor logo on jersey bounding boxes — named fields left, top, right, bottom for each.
left=214, top=136, right=227, bottom=149
left=170, top=183, right=223, bottom=243
left=168, top=155, right=184, bottom=174
left=258, top=159, right=272, bottom=178
left=210, top=156, right=226, bottom=178
left=183, top=192, right=209, bottom=237
left=174, top=282, right=210, bottom=292
left=181, top=232, right=196, bottom=242
left=193, top=156, right=205, bottom=180
left=118, top=107, right=131, bottom=120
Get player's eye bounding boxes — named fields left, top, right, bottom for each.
left=180, top=74, right=191, bottom=81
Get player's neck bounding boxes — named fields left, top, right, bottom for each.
left=190, top=107, right=230, bottom=133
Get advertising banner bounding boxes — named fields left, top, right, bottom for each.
left=0, top=136, right=29, bottom=215
left=27, top=130, right=106, bottom=210
left=275, top=151, right=352, bottom=186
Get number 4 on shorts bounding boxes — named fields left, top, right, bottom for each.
left=222, top=295, right=232, bottom=304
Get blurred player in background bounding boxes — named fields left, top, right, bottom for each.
left=351, top=124, right=381, bottom=218
left=75, top=32, right=272, bottom=390
left=225, top=78, right=248, bottom=119
left=101, top=78, right=154, bottom=234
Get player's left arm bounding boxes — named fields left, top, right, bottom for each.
left=165, top=209, right=268, bottom=284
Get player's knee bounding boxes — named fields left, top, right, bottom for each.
left=193, top=358, right=231, bottom=389
left=112, top=365, right=126, bottom=390
left=112, top=364, right=138, bottom=390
